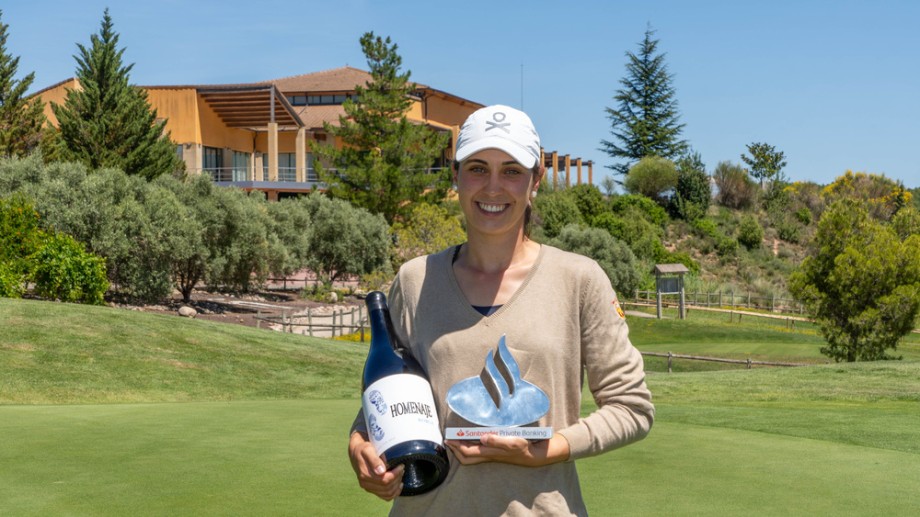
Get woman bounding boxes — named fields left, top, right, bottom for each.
left=348, top=105, right=654, bottom=515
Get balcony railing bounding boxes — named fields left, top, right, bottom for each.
left=199, top=167, right=321, bottom=183
left=197, top=166, right=449, bottom=187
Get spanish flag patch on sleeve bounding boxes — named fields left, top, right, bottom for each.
left=612, top=298, right=626, bottom=319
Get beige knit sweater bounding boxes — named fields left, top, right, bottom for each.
left=354, top=244, right=654, bottom=516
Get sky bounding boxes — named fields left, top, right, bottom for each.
left=4, top=0, right=919, bottom=188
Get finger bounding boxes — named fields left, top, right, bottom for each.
left=360, top=447, right=388, bottom=477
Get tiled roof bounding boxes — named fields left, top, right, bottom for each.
left=265, top=66, right=430, bottom=93
left=293, top=104, right=346, bottom=130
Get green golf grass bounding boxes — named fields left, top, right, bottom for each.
left=2, top=297, right=919, bottom=515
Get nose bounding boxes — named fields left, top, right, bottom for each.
left=484, top=169, right=503, bottom=192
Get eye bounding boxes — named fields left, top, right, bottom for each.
left=467, top=165, right=488, bottom=175
left=503, top=167, right=524, bottom=176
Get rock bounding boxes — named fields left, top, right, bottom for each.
left=327, top=291, right=338, bottom=303
left=178, top=306, right=197, bottom=318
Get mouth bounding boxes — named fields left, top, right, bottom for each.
left=477, top=202, right=509, bottom=214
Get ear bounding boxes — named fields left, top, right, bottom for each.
left=532, top=165, right=545, bottom=191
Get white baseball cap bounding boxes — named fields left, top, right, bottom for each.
left=455, top=105, right=541, bottom=169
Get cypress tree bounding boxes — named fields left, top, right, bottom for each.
left=600, top=27, right=687, bottom=180
left=52, top=9, right=181, bottom=179
left=0, top=10, right=46, bottom=158
left=312, top=32, right=450, bottom=224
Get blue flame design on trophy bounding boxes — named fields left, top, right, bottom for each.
left=445, top=335, right=552, bottom=440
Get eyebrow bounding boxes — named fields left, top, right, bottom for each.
left=464, top=159, right=523, bottom=167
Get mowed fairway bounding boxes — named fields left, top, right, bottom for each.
left=2, top=298, right=919, bottom=515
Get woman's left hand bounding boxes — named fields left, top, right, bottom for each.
left=445, top=434, right=570, bottom=467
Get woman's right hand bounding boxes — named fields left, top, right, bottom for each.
left=348, top=431, right=405, bottom=501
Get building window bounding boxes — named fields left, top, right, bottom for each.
left=203, top=146, right=223, bottom=179
left=232, top=151, right=250, bottom=182
left=288, top=95, right=306, bottom=106
left=263, top=152, right=296, bottom=181
left=306, top=94, right=357, bottom=105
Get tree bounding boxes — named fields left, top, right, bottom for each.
left=299, top=194, right=390, bottom=286
left=51, top=9, right=181, bottom=179
left=789, top=199, right=920, bottom=362
left=741, top=142, right=786, bottom=188
left=0, top=10, right=45, bottom=158
left=670, top=151, right=711, bottom=221
left=713, top=161, right=758, bottom=209
left=600, top=26, right=687, bottom=179
left=624, top=156, right=678, bottom=204
left=312, top=32, right=449, bottom=224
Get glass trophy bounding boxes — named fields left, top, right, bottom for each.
left=445, top=335, right=552, bottom=440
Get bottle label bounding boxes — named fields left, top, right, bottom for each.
left=363, top=374, right=443, bottom=455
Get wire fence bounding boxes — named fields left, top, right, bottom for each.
left=633, top=290, right=805, bottom=314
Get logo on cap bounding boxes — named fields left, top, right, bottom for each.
left=485, top=112, right=511, bottom=133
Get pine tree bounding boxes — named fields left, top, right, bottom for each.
left=52, top=9, right=181, bottom=179
left=600, top=27, right=687, bottom=180
left=0, top=10, right=46, bottom=158
left=312, top=32, right=450, bottom=224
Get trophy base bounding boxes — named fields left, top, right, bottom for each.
left=445, top=427, right=553, bottom=441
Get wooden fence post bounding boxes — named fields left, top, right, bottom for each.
left=667, top=351, right=673, bottom=374
left=307, top=308, right=313, bottom=337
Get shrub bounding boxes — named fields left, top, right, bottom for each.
left=594, top=207, right=664, bottom=262
left=737, top=215, right=764, bottom=250
left=391, top=203, right=465, bottom=269
left=624, top=156, right=678, bottom=204
left=713, top=161, right=758, bottom=209
left=822, top=170, right=911, bottom=221
left=533, top=190, right=583, bottom=239
left=795, top=207, right=813, bottom=225
left=0, top=260, right=25, bottom=298
left=568, top=184, right=607, bottom=224
left=548, top=224, right=642, bottom=296
left=609, top=194, right=669, bottom=227
left=31, top=232, right=108, bottom=304
left=670, top=152, right=711, bottom=220
left=776, top=219, right=802, bottom=244
left=716, top=236, right=739, bottom=257
left=0, top=194, right=44, bottom=298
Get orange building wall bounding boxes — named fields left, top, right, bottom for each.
left=424, top=95, right=479, bottom=127
left=146, top=88, right=201, bottom=143
left=37, top=79, right=79, bottom=126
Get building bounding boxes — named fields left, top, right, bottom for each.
left=36, top=67, right=593, bottom=199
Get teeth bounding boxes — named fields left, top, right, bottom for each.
left=478, top=202, right=506, bottom=213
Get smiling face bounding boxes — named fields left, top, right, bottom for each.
left=455, top=149, right=542, bottom=239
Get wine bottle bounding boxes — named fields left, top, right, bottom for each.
left=361, top=291, right=449, bottom=496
